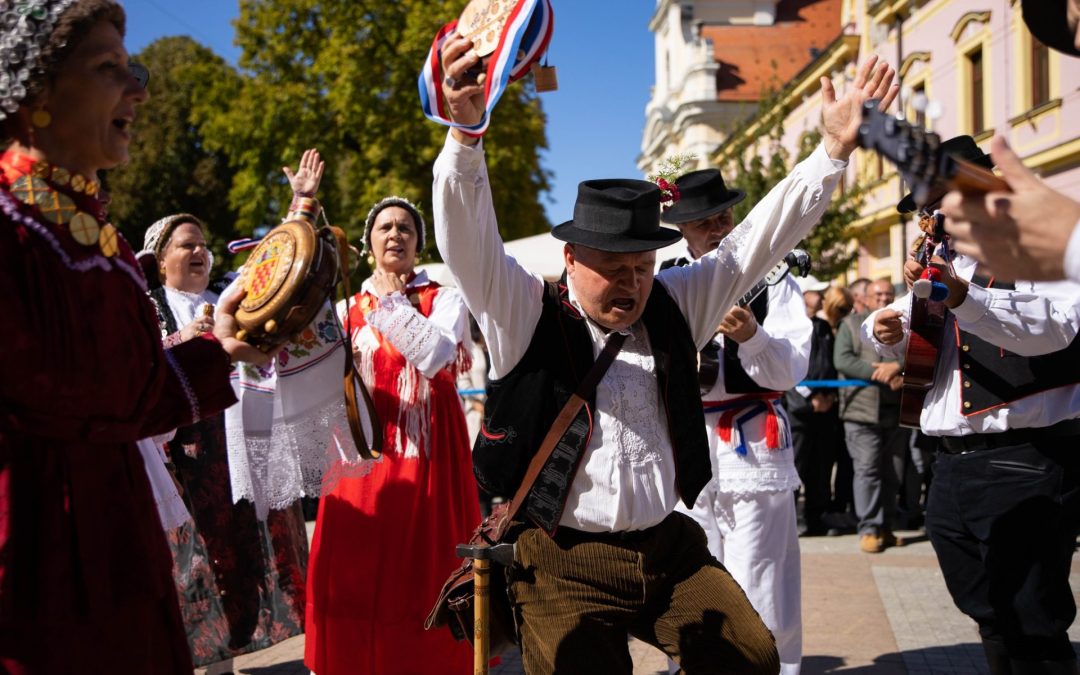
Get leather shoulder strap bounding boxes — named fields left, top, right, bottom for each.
left=495, top=330, right=626, bottom=538
left=332, top=226, right=383, bottom=460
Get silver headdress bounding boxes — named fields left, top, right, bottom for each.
left=362, top=196, right=426, bottom=255
left=0, top=0, right=79, bottom=120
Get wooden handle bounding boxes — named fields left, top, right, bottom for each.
left=950, top=158, right=1010, bottom=195
left=473, top=558, right=490, bottom=675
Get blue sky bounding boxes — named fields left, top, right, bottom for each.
left=124, top=0, right=657, bottom=226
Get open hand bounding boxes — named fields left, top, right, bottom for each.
left=820, top=55, right=899, bottom=161
left=283, top=148, right=325, bottom=196
left=942, top=135, right=1080, bottom=282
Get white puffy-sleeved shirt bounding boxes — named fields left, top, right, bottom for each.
left=860, top=251, right=1080, bottom=436
left=699, top=273, right=811, bottom=497
left=434, top=132, right=844, bottom=532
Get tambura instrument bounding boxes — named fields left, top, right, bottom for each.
left=235, top=210, right=339, bottom=352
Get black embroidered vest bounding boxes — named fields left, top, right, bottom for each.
left=473, top=280, right=712, bottom=533
left=661, top=257, right=775, bottom=395
left=954, top=272, right=1080, bottom=416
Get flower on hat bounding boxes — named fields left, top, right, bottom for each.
left=647, top=153, right=696, bottom=212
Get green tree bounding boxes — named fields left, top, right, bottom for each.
left=202, top=0, right=550, bottom=272
left=725, top=106, right=859, bottom=279
left=107, top=36, right=242, bottom=261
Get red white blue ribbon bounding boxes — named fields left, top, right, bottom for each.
left=227, top=237, right=262, bottom=254
left=418, top=0, right=553, bottom=137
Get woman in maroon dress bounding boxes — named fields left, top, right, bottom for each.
left=0, top=2, right=265, bottom=672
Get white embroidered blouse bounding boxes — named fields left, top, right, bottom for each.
left=434, top=132, right=844, bottom=532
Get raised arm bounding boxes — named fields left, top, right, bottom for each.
left=658, top=56, right=898, bottom=349
left=432, top=35, right=545, bottom=379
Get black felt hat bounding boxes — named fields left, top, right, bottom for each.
left=551, top=179, right=683, bottom=253
left=659, top=169, right=746, bottom=225
left=1023, top=0, right=1080, bottom=58
left=897, top=135, right=995, bottom=214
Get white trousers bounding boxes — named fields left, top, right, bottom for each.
left=672, top=487, right=803, bottom=675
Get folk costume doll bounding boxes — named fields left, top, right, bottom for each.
left=305, top=197, right=479, bottom=675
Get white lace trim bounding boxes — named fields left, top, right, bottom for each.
left=599, top=323, right=667, bottom=465
left=227, top=396, right=373, bottom=519
left=712, top=468, right=803, bottom=499
left=366, top=293, right=443, bottom=366
left=224, top=299, right=372, bottom=520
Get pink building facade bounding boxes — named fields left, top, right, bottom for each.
left=710, top=0, right=1080, bottom=283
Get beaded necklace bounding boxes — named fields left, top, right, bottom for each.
left=0, top=150, right=119, bottom=257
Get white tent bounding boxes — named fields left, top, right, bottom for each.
left=418, top=228, right=689, bottom=285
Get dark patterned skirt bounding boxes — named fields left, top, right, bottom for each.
left=166, top=413, right=308, bottom=667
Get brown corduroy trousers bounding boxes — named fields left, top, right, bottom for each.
left=507, top=511, right=780, bottom=674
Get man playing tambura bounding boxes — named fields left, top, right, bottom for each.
left=434, top=35, right=898, bottom=674
left=659, top=169, right=811, bottom=675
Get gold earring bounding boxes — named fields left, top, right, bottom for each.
left=366, top=254, right=375, bottom=267
left=31, top=109, right=51, bottom=129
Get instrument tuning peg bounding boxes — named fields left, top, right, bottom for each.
left=911, top=92, right=928, bottom=114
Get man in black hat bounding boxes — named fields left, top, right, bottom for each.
left=658, top=168, right=812, bottom=674
left=865, top=136, right=1080, bottom=675
left=433, top=33, right=897, bottom=673
left=942, top=0, right=1080, bottom=285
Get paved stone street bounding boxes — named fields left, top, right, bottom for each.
left=198, top=528, right=1080, bottom=674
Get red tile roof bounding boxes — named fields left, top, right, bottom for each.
left=703, top=0, right=842, bottom=102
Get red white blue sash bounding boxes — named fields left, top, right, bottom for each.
left=418, top=0, right=553, bottom=137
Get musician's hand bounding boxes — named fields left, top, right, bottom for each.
left=284, top=148, right=325, bottom=196
left=440, top=34, right=486, bottom=146
left=928, top=257, right=969, bottom=309
left=871, top=361, right=901, bottom=384
left=717, top=306, right=758, bottom=344
left=213, top=289, right=279, bottom=367
left=370, top=269, right=407, bottom=298
left=887, top=374, right=904, bottom=391
left=820, top=55, right=899, bottom=161
left=903, top=259, right=925, bottom=290
left=810, top=392, right=836, bottom=413
left=941, top=135, right=1080, bottom=282
left=873, top=309, right=904, bottom=345
left=179, top=315, right=215, bottom=343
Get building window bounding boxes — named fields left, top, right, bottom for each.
left=969, top=48, right=984, bottom=133
left=1031, top=37, right=1050, bottom=107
